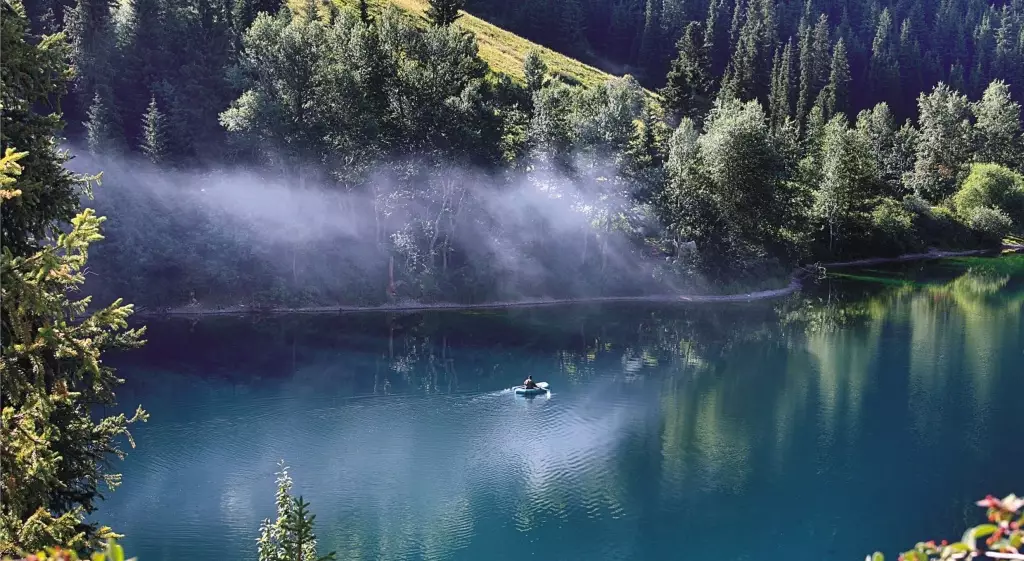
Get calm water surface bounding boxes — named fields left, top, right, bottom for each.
left=98, top=257, right=1024, bottom=561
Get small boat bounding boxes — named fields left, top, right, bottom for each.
left=514, top=382, right=549, bottom=395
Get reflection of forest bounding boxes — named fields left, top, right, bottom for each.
left=105, top=258, right=1023, bottom=559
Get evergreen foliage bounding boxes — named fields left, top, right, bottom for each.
left=523, top=50, right=547, bottom=93
left=426, top=0, right=463, bottom=27
left=256, top=463, right=335, bottom=561
left=1, top=3, right=147, bottom=555
left=14, top=0, right=1024, bottom=310
left=140, top=96, right=168, bottom=164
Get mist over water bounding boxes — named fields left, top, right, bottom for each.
left=69, top=148, right=691, bottom=309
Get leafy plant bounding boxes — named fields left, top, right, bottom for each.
left=257, top=462, right=336, bottom=561
left=868, top=493, right=1024, bottom=561
left=0, top=538, right=135, bottom=561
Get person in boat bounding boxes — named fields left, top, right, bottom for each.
left=522, top=375, right=538, bottom=389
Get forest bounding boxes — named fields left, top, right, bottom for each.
left=8, top=0, right=1024, bottom=310
left=2, top=0, right=1024, bottom=557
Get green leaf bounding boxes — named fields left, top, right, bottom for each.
left=973, top=524, right=998, bottom=539
left=962, top=524, right=998, bottom=549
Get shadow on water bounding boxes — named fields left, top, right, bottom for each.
left=99, top=255, right=1024, bottom=561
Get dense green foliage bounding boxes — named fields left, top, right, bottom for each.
left=0, top=2, right=146, bottom=555
left=463, top=0, right=1024, bottom=121
left=955, top=162, right=1024, bottom=224
left=13, top=0, right=1024, bottom=311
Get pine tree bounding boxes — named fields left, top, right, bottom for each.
left=524, top=50, right=547, bottom=93
left=359, top=0, right=371, bottom=24
left=703, top=0, right=732, bottom=77
left=1, top=2, right=147, bottom=553
left=112, top=0, right=166, bottom=143
left=0, top=0, right=83, bottom=257
left=660, top=22, right=711, bottom=122
left=897, top=18, right=923, bottom=117
left=855, top=102, right=918, bottom=196
left=971, top=15, right=995, bottom=98
left=233, top=0, right=284, bottom=37
left=796, top=13, right=829, bottom=127
left=723, top=0, right=774, bottom=102
left=141, top=95, right=168, bottom=164
left=868, top=8, right=900, bottom=109
left=637, top=0, right=664, bottom=75
left=257, top=463, right=336, bottom=561
left=426, top=0, right=463, bottom=27
left=769, top=39, right=795, bottom=131
left=64, top=0, right=119, bottom=119
left=816, top=38, right=850, bottom=121
left=85, top=90, right=124, bottom=155
left=795, top=12, right=814, bottom=125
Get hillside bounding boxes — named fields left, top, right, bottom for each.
left=328, top=0, right=624, bottom=89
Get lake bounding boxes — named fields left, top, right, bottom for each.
left=97, top=256, right=1024, bottom=561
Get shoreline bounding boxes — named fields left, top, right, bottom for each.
left=132, top=247, right=1011, bottom=319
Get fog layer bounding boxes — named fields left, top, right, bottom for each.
left=72, top=149, right=691, bottom=309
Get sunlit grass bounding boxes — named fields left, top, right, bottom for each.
left=326, top=0, right=651, bottom=93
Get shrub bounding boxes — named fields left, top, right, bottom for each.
left=870, top=198, right=920, bottom=253
left=1, top=539, right=133, bottom=561
left=913, top=205, right=977, bottom=249
left=868, top=492, right=1023, bottom=561
left=953, top=163, right=1024, bottom=227
left=257, top=462, right=335, bottom=561
left=902, top=194, right=932, bottom=216
left=968, top=206, right=1014, bottom=243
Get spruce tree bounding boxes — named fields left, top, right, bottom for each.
left=141, top=95, right=168, bottom=164
left=703, top=0, right=732, bottom=77
left=796, top=14, right=829, bottom=127
left=426, top=0, right=463, bottom=27
left=816, top=38, right=850, bottom=121
left=855, top=103, right=917, bottom=196
left=1, top=1, right=147, bottom=553
left=257, top=463, right=336, bottom=561
left=0, top=0, right=82, bottom=257
left=64, top=0, right=119, bottom=114
left=359, top=0, right=371, bottom=25
left=661, top=22, right=711, bottom=122
left=637, top=0, right=664, bottom=75
left=769, top=39, right=794, bottom=131
left=85, top=90, right=124, bottom=155
left=524, top=50, right=548, bottom=93
left=868, top=8, right=900, bottom=109
left=233, top=0, right=284, bottom=37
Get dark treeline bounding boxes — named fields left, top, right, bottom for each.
left=467, top=0, right=1024, bottom=119
left=12, top=0, right=1024, bottom=311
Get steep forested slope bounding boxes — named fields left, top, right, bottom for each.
left=466, top=0, right=1024, bottom=122
left=11, top=0, right=1024, bottom=311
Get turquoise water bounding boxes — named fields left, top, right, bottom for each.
left=98, top=257, right=1024, bottom=561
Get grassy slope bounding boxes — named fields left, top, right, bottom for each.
left=327, top=0, right=629, bottom=89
